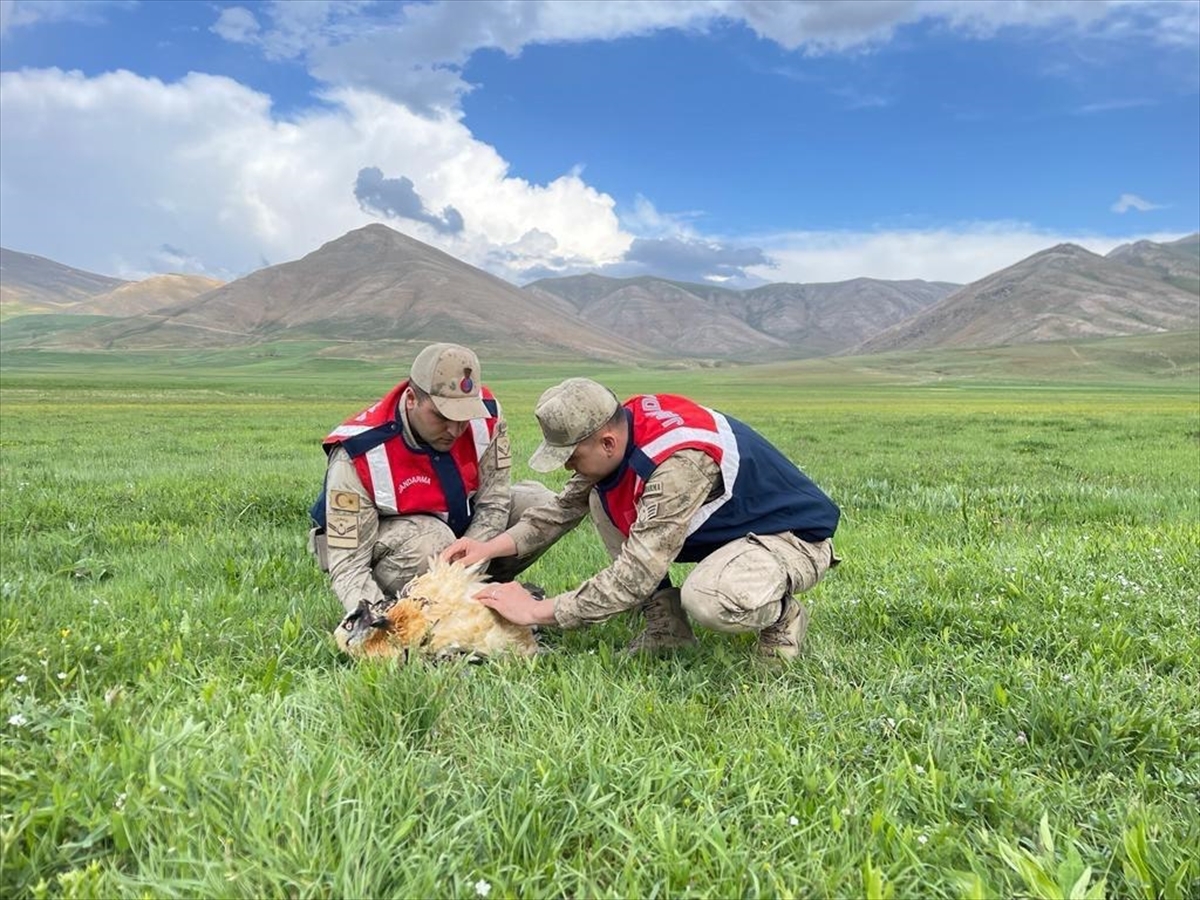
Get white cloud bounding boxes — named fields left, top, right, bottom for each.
left=0, top=67, right=1185, bottom=288
left=1111, top=193, right=1163, bottom=213
left=212, top=1, right=1197, bottom=112
left=619, top=195, right=706, bottom=240
left=210, top=7, right=261, bottom=45
left=260, top=0, right=719, bottom=114
left=3, top=2, right=1194, bottom=288
left=744, top=224, right=1192, bottom=285
left=0, top=0, right=134, bottom=37
left=0, top=67, right=629, bottom=281
left=1074, top=98, right=1155, bottom=115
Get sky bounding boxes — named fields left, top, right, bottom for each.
left=1, top=0, right=1198, bottom=289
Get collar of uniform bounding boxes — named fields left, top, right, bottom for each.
left=594, top=408, right=636, bottom=491
left=396, top=387, right=432, bottom=454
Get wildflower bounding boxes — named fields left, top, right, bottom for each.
left=115, top=792, right=127, bottom=810
left=60, top=628, right=70, bottom=638
left=914, top=765, right=926, bottom=775
left=15, top=674, right=27, bottom=684
left=789, top=815, right=799, bottom=826
left=7, top=714, right=27, bottom=727
left=1061, top=674, right=1072, bottom=683
left=1016, top=731, right=1028, bottom=746
left=94, top=645, right=102, bottom=653
left=918, top=835, right=928, bottom=845
left=57, top=672, right=67, bottom=680
left=474, top=879, right=492, bottom=897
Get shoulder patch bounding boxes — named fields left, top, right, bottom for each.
left=326, top=512, right=359, bottom=549
left=495, top=434, right=512, bottom=470
left=641, top=501, right=660, bottom=521
left=330, top=490, right=360, bottom=513
left=642, top=481, right=664, bottom=498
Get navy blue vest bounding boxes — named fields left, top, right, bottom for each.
left=599, top=414, right=839, bottom=564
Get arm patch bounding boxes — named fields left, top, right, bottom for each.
left=495, top=434, right=512, bottom=470
left=326, top=513, right=359, bottom=549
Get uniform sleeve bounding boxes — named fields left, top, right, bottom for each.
left=324, top=447, right=388, bottom=613
left=505, top=472, right=594, bottom=555
left=462, top=415, right=513, bottom=542
left=551, top=450, right=721, bottom=629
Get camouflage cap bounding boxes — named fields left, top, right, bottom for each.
left=409, top=343, right=489, bottom=421
left=528, top=377, right=620, bottom=473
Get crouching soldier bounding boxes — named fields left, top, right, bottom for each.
left=442, top=378, right=841, bottom=660
left=309, top=342, right=554, bottom=614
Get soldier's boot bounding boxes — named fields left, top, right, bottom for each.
left=627, top=587, right=697, bottom=654
left=755, top=595, right=810, bottom=661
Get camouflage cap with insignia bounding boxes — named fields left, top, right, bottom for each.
left=409, top=343, right=489, bottom=421
left=528, top=377, right=620, bottom=472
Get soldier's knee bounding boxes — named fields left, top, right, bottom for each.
left=681, top=541, right=790, bottom=633
left=679, top=581, right=731, bottom=632
left=406, top=525, right=456, bottom=561
left=373, top=516, right=456, bottom=594
left=509, top=480, right=556, bottom=523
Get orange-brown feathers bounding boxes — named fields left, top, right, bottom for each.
left=334, top=556, right=538, bottom=661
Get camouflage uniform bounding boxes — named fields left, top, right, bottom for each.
left=311, top=343, right=554, bottom=614
left=317, top=408, right=553, bottom=612
left=506, top=449, right=835, bottom=632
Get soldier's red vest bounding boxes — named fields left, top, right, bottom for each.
left=318, top=379, right=499, bottom=536
left=597, top=394, right=737, bottom=537
left=595, top=394, right=839, bottom=562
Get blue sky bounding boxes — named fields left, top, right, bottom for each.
left=1, top=0, right=1197, bottom=287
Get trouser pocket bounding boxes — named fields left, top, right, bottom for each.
left=308, top=527, right=330, bottom=572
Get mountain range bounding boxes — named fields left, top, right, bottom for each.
left=525, top=274, right=959, bottom=358
left=856, top=238, right=1200, bottom=355
left=0, top=247, right=129, bottom=315
left=2, top=225, right=1196, bottom=362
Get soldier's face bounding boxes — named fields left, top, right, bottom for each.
left=564, top=433, right=620, bottom=481
left=408, top=395, right=469, bottom=450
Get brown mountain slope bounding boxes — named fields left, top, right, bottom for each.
left=579, top=278, right=788, bottom=357
left=736, top=278, right=959, bottom=356
left=0, top=247, right=128, bottom=316
left=1106, top=233, right=1200, bottom=294
left=59, top=225, right=647, bottom=361
left=70, top=274, right=225, bottom=316
left=855, top=243, right=1200, bottom=354
left=527, top=274, right=957, bottom=358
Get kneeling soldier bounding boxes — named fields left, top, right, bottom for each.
left=310, top=343, right=553, bottom=614
left=443, top=378, right=840, bottom=659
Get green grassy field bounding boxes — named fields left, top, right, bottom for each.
left=1, top=347, right=1197, bottom=898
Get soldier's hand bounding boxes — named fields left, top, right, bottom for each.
left=475, top=582, right=557, bottom=627
left=441, top=538, right=489, bottom=566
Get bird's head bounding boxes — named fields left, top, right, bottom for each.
left=334, top=599, right=391, bottom=656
